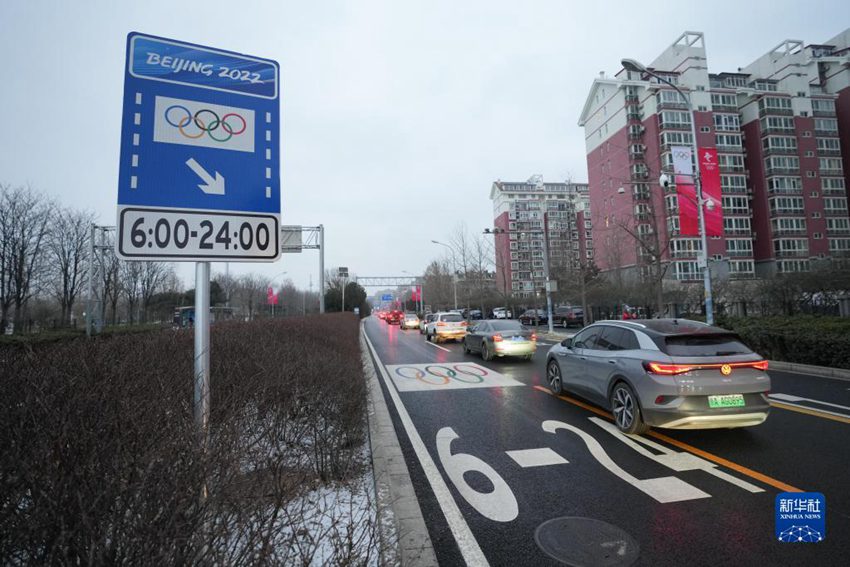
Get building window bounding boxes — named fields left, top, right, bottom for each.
left=812, top=212, right=822, bottom=219
left=769, top=196, right=805, bottom=214
left=807, top=171, right=817, bottom=178
left=771, top=217, right=807, bottom=234
left=802, top=131, right=812, bottom=137
left=760, top=116, right=794, bottom=133
left=812, top=99, right=836, bottom=114
left=767, top=176, right=802, bottom=194
left=726, top=238, right=753, bottom=256
left=714, top=113, right=741, bottom=131
left=722, top=196, right=750, bottom=214
left=828, top=238, right=850, bottom=253
left=673, top=261, right=701, bottom=280
left=758, top=96, right=792, bottom=112
left=819, top=158, right=844, bottom=175
left=711, top=93, right=737, bottom=108
left=813, top=233, right=823, bottom=240
left=814, top=118, right=839, bottom=134
left=824, top=198, right=849, bottom=213
left=730, top=260, right=754, bottom=274
left=777, top=260, right=809, bottom=273
left=817, top=138, right=841, bottom=153
left=822, top=177, right=846, bottom=194
left=762, top=136, right=798, bottom=153
left=700, top=126, right=711, bottom=133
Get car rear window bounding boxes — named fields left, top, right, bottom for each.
left=664, top=334, right=753, bottom=356
left=441, top=314, right=463, bottom=322
left=490, top=320, right=522, bottom=331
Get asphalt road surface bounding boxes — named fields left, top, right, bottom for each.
left=363, top=316, right=850, bottom=566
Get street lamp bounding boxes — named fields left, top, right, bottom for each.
left=431, top=240, right=458, bottom=309
left=621, top=58, right=714, bottom=325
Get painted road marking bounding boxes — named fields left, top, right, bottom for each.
left=363, top=328, right=490, bottom=566
left=506, top=447, right=569, bottom=468
left=533, top=384, right=803, bottom=493
left=768, top=401, right=850, bottom=425
left=590, top=417, right=763, bottom=493
left=770, top=393, right=850, bottom=414
left=425, top=341, right=452, bottom=352
left=542, top=420, right=710, bottom=503
left=437, top=427, right=519, bottom=522
left=388, top=362, right=523, bottom=392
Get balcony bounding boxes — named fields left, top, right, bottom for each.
left=813, top=108, right=837, bottom=118
left=721, top=163, right=746, bottom=173
left=671, top=250, right=701, bottom=259
left=726, top=250, right=754, bottom=257
left=722, top=185, right=750, bottom=194
left=823, top=187, right=847, bottom=196
left=657, top=100, right=688, bottom=110
left=820, top=168, right=844, bottom=177
left=629, top=150, right=645, bottom=160
left=815, top=128, right=839, bottom=137
left=825, top=208, right=849, bottom=216
left=659, top=122, right=691, bottom=131
left=772, top=228, right=808, bottom=237
left=759, top=107, right=793, bottom=117
left=625, top=93, right=640, bottom=103
left=774, top=249, right=809, bottom=258
left=764, top=165, right=800, bottom=176
left=712, top=103, right=738, bottom=112
left=724, top=228, right=753, bottom=236
left=761, top=126, right=796, bottom=136
left=767, top=186, right=803, bottom=196
left=627, top=111, right=644, bottom=121
left=817, top=148, right=842, bottom=157
left=827, top=227, right=850, bottom=235
left=762, top=146, right=798, bottom=157
left=716, top=143, right=743, bottom=153
left=630, top=171, right=649, bottom=181
left=770, top=208, right=805, bottom=216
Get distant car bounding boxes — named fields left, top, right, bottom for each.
left=519, top=309, right=548, bottom=326
left=468, top=309, right=483, bottom=320
left=463, top=320, right=537, bottom=361
left=401, top=313, right=420, bottom=330
left=386, top=310, right=403, bottom=324
left=425, top=312, right=467, bottom=343
left=419, top=313, right=436, bottom=334
left=376, top=311, right=387, bottom=320
left=552, top=306, right=584, bottom=328
left=545, top=319, right=771, bottom=434
left=492, top=307, right=512, bottom=319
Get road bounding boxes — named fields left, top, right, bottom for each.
left=363, top=316, right=850, bottom=566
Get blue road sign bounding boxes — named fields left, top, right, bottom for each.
left=382, top=294, right=393, bottom=301
left=117, top=32, right=280, bottom=261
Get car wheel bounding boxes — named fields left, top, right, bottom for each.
left=463, top=340, right=471, bottom=354
left=547, top=361, right=563, bottom=394
left=481, top=342, right=493, bottom=361
left=610, top=382, right=649, bottom=435
left=524, top=354, right=533, bottom=361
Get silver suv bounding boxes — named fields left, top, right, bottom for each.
left=545, top=319, right=770, bottom=434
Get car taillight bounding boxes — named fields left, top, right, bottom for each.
left=530, top=333, right=537, bottom=341
left=493, top=334, right=503, bottom=342
left=436, top=322, right=446, bottom=327
left=644, top=362, right=694, bottom=375
left=752, top=360, right=769, bottom=371
left=461, top=321, right=468, bottom=326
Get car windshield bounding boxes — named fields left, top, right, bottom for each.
left=441, top=314, right=463, bottom=322
left=490, top=321, right=522, bottom=331
left=664, top=334, right=753, bottom=357
left=404, top=314, right=417, bottom=320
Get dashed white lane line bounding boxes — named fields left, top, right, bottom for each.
left=506, top=447, right=569, bottom=468
left=425, top=340, right=452, bottom=352
left=363, top=328, right=489, bottom=566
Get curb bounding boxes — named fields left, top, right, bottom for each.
left=361, top=330, right=439, bottom=567
left=768, top=360, right=850, bottom=381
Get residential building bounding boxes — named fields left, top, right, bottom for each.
left=490, top=177, right=590, bottom=298
left=578, top=29, right=850, bottom=282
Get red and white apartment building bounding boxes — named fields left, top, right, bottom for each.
left=490, top=177, right=591, bottom=298
left=578, top=29, right=850, bottom=282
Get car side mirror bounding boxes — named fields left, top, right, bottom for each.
left=561, top=338, right=572, bottom=349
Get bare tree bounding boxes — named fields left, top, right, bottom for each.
left=98, top=246, right=121, bottom=325
left=48, top=208, right=95, bottom=326
left=120, top=261, right=143, bottom=324
left=234, top=274, right=269, bottom=320
left=140, top=262, right=172, bottom=322
left=0, top=185, right=53, bottom=332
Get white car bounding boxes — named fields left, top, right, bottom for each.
left=425, top=312, right=467, bottom=343
left=492, top=307, right=512, bottom=319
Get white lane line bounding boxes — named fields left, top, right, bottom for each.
left=425, top=341, right=451, bottom=352
left=543, top=419, right=711, bottom=503
left=589, top=418, right=764, bottom=493
left=363, top=329, right=489, bottom=566
left=506, top=447, right=568, bottom=468
left=769, top=393, right=850, bottom=413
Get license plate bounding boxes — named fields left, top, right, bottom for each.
left=512, top=336, right=525, bottom=341
left=708, top=394, right=745, bottom=408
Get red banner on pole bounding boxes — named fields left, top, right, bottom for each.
left=411, top=286, right=421, bottom=302
left=698, top=148, right=724, bottom=237
left=675, top=175, right=699, bottom=236
left=267, top=287, right=278, bottom=305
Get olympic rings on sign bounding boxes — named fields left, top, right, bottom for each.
left=164, top=105, right=248, bottom=142
left=393, top=364, right=489, bottom=386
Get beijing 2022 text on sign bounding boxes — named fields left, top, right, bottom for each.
left=116, top=32, right=280, bottom=261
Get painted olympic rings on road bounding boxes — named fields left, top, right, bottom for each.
left=164, top=105, right=247, bottom=142
left=393, top=364, right=488, bottom=385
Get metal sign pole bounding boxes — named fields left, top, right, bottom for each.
left=319, top=225, right=325, bottom=313
left=342, top=276, right=346, bottom=312
left=86, top=224, right=96, bottom=337
left=194, top=261, right=211, bottom=453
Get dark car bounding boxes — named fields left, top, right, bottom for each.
left=468, top=309, right=483, bottom=320
left=552, top=305, right=584, bottom=328
left=519, top=309, right=548, bottom=326
left=385, top=310, right=403, bottom=324
left=545, top=319, right=770, bottom=434
left=463, top=319, right=537, bottom=361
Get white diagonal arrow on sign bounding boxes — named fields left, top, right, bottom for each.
left=186, top=158, right=225, bottom=195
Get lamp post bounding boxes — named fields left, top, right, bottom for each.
left=621, top=58, right=714, bottom=325
left=431, top=240, right=458, bottom=309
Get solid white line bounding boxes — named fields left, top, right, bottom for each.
left=363, top=328, right=489, bottom=566
left=425, top=340, right=451, bottom=352
left=506, top=447, right=569, bottom=468
left=769, top=393, right=850, bottom=413
left=769, top=399, right=850, bottom=419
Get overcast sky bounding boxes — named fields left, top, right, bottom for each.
left=2, top=0, right=848, bottom=291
